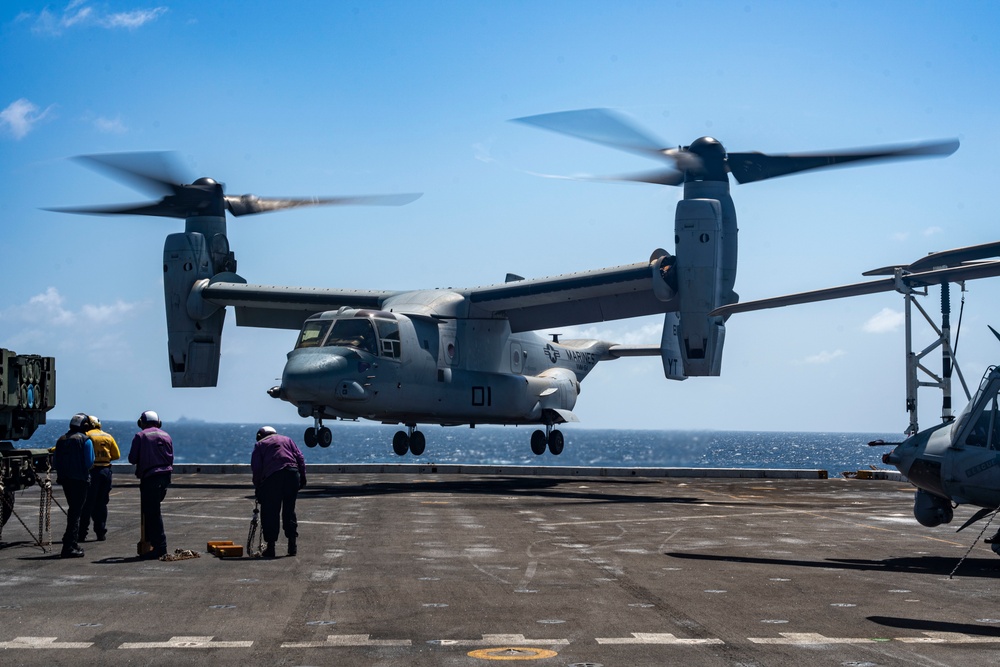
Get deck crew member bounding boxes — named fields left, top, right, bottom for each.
left=54, top=413, right=95, bottom=558
left=128, top=410, right=173, bottom=560
left=251, top=426, right=307, bottom=558
left=79, top=415, right=120, bottom=542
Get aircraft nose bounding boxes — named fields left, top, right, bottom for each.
left=279, top=352, right=348, bottom=403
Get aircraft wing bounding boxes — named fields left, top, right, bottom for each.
left=199, top=258, right=676, bottom=333
left=710, top=260, right=1000, bottom=318
left=463, top=260, right=676, bottom=333
left=202, top=280, right=400, bottom=330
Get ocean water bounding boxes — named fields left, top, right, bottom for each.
left=22, top=421, right=903, bottom=474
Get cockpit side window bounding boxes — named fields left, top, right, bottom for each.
left=295, top=320, right=332, bottom=349
left=375, top=319, right=401, bottom=358
left=324, top=318, right=378, bottom=355
left=963, top=397, right=1000, bottom=449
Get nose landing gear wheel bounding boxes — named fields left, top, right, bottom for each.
left=318, top=426, right=333, bottom=447
left=392, top=431, right=409, bottom=456
left=304, top=427, right=318, bottom=447
left=530, top=430, right=547, bottom=456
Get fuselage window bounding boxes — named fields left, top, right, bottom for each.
left=295, top=320, right=332, bottom=349
left=323, top=318, right=378, bottom=355
left=375, top=319, right=401, bottom=359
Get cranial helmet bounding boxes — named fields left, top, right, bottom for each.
left=89, top=415, right=102, bottom=430
left=138, top=410, right=161, bottom=429
left=256, top=426, right=277, bottom=441
left=69, top=413, right=88, bottom=431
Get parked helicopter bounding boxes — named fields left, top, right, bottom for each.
left=710, top=242, right=1000, bottom=554
left=51, top=110, right=958, bottom=456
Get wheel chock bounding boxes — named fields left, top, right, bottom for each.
left=207, top=540, right=234, bottom=554
left=215, top=545, right=244, bottom=558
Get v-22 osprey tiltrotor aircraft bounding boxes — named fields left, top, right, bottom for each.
left=53, top=109, right=958, bottom=456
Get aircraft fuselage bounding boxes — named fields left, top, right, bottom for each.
left=272, top=306, right=611, bottom=428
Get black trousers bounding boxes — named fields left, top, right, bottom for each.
left=258, top=468, right=300, bottom=543
left=139, top=473, right=170, bottom=552
left=60, top=478, right=90, bottom=549
left=80, top=467, right=113, bottom=538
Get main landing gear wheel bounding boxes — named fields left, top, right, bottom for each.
left=317, top=426, right=333, bottom=447
left=530, top=428, right=565, bottom=455
left=548, top=429, right=564, bottom=455
left=410, top=431, right=426, bottom=456
left=392, top=427, right=426, bottom=456
left=530, top=430, right=547, bottom=456
left=392, top=431, right=409, bottom=456
left=304, top=427, right=317, bottom=448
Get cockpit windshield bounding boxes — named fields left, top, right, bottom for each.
left=323, top=318, right=378, bottom=355
left=295, top=320, right=332, bottom=349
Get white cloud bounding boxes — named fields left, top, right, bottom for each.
left=93, top=115, right=128, bottom=134
left=3, top=287, right=143, bottom=329
left=0, top=98, right=55, bottom=140
left=21, top=3, right=167, bottom=35
left=562, top=321, right=663, bottom=346
left=922, top=226, right=943, bottom=237
left=99, top=7, right=168, bottom=30
left=863, top=307, right=904, bottom=334
left=802, top=349, right=846, bottom=364
left=473, top=141, right=495, bottom=163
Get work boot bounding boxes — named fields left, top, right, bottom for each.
left=61, top=546, right=84, bottom=558
left=263, top=542, right=276, bottom=558
left=287, top=538, right=297, bottom=557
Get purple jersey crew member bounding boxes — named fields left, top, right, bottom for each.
left=128, top=410, right=173, bottom=559
left=251, top=426, right=307, bottom=557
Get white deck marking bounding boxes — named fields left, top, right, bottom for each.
left=431, top=634, right=569, bottom=647
left=896, top=632, right=1000, bottom=644
left=0, top=637, right=93, bottom=649
left=749, top=632, right=882, bottom=645
left=282, top=634, right=411, bottom=648
left=597, top=632, right=723, bottom=645
left=118, top=636, right=252, bottom=649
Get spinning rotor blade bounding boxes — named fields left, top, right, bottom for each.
left=513, top=108, right=671, bottom=158
left=224, top=193, right=422, bottom=217
left=727, top=139, right=960, bottom=184
left=73, top=151, right=189, bottom=197
left=53, top=151, right=422, bottom=220
left=516, top=108, right=958, bottom=187
left=45, top=202, right=194, bottom=217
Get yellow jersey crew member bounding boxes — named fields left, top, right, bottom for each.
left=79, top=416, right=120, bottom=542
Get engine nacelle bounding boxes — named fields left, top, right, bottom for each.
left=673, top=198, right=726, bottom=376
left=163, top=225, right=230, bottom=387
left=913, top=488, right=954, bottom=527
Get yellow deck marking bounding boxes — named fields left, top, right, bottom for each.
left=467, top=647, right=558, bottom=660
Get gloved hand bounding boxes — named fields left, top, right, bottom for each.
left=299, top=475, right=307, bottom=490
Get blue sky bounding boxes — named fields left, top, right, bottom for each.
left=3, top=1, right=1000, bottom=434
